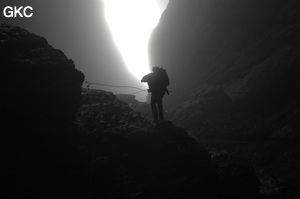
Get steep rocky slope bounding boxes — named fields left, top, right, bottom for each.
left=149, top=1, right=300, bottom=198
left=76, top=89, right=260, bottom=199
left=150, top=0, right=300, bottom=127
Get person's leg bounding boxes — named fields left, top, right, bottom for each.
left=157, top=102, right=163, bottom=121
left=151, top=103, right=158, bottom=122
left=157, top=91, right=165, bottom=121
left=151, top=93, right=158, bottom=123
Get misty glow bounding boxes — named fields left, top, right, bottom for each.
left=102, top=0, right=167, bottom=80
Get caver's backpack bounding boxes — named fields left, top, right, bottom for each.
left=141, top=67, right=170, bottom=94
left=156, top=67, right=169, bottom=87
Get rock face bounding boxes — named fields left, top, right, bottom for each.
left=149, top=0, right=300, bottom=137
left=76, top=89, right=260, bottom=199
left=1, top=24, right=85, bottom=198
left=149, top=1, right=300, bottom=198
left=116, top=93, right=152, bottom=120
left=0, top=23, right=84, bottom=132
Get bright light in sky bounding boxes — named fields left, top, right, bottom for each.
left=102, top=0, right=168, bottom=80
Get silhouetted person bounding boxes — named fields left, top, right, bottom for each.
left=141, top=66, right=170, bottom=123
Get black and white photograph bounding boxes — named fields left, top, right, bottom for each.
left=1, top=1, right=300, bottom=198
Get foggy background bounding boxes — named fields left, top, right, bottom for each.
left=0, top=0, right=152, bottom=101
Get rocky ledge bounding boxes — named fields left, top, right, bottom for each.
left=75, top=89, right=260, bottom=199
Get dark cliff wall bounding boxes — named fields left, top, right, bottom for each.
left=149, top=3, right=300, bottom=197
left=150, top=0, right=300, bottom=108
left=0, top=23, right=86, bottom=198
left=1, top=23, right=84, bottom=132
left=149, top=0, right=300, bottom=137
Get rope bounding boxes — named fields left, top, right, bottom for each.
left=84, top=81, right=171, bottom=95
left=129, top=90, right=147, bottom=95
left=85, top=81, right=148, bottom=93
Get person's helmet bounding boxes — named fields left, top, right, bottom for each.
left=152, top=66, right=160, bottom=73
